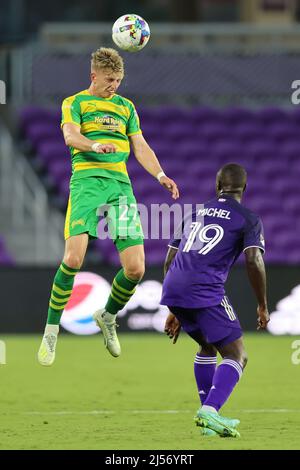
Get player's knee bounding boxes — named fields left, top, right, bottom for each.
left=200, top=345, right=216, bottom=357
left=223, top=348, right=247, bottom=368
left=232, top=351, right=248, bottom=369
left=124, top=262, right=145, bottom=281
left=63, top=254, right=83, bottom=270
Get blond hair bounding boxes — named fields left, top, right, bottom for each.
left=91, top=47, right=124, bottom=75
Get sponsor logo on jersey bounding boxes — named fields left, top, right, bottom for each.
left=94, top=115, right=121, bottom=132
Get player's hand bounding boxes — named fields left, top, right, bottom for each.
left=164, top=312, right=181, bottom=344
left=92, top=143, right=117, bottom=154
left=159, top=176, right=179, bottom=200
left=256, top=305, right=270, bottom=330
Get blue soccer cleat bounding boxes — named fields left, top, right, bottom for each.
left=199, top=427, right=218, bottom=437
left=194, top=409, right=241, bottom=438
left=226, top=417, right=240, bottom=428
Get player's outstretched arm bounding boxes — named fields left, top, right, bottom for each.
left=130, top=134, right=179, bottom=199
left=244, top=247, right=270, bottom=330
left=62, top=123, right=116, bottom=154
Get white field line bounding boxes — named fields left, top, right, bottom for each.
left=22, top=409, right=300, bottom=416
left=23, top=410, right=191, bottom=415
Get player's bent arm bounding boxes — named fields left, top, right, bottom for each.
left=62, top=123, right=97, bottom=152
left=130, top=133, right=164, bottom=178
left=245, top=247, right=270, bottom=329
left=62, top=123, right=116, bottom=153
left=244, top=247, right=267, bottom=308
left=164, top=247, right=182, bottom=343
left=164, top=246, right=178, bottom=276
left=130, top=134, right=179, bottom=199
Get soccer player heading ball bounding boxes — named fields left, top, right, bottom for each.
left=38, top=47, right=179, bottom=366
left=161, top=163, right=269, bottom=438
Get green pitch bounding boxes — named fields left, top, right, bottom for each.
left=0, top=333, right=299, bottom=450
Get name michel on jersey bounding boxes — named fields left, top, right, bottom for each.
left=197, top=207, right=231, bottom=220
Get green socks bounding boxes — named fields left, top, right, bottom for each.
left=47, top=262, right=79, bottom=325
left=105, top=268, right=139, bottom=315
left=47, top=265, right=139, bottom=323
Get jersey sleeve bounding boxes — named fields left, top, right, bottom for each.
left=61, top=96, right=81, bottom=128
left=243, top=215, right=265, bottom=253
left=126, top=102, right=142, bottom=136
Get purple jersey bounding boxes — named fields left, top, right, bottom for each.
left=161, top=194, right=265, bottom=308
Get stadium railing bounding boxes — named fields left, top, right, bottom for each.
left=0, top=121, right=64, bottom=264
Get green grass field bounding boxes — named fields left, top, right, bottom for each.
left=0, top=333, right=299, bottom=450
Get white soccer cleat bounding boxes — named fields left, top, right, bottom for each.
left=93, top=308, right=121, bottom=357
left=37, top=332, right=58, bottom=366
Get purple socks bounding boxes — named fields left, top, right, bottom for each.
left=194, top=353, right=217, bottom=405
left=203, top=359, right=243, bottom=411
left=194, top=354, right=243, bottom=411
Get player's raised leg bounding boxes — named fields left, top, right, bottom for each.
left=93, top=244, right=145, bottom=357
left=38, top=234, right=88, bottom=366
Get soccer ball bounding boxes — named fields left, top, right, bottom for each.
left=112, top=14, right=150, bottom=52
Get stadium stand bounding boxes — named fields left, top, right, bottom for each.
left=20, top=105, right=300, bottom=265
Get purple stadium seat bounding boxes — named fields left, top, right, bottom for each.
left=258, top=160, right=288, bottom=177
left=20, top=107, right=60, bottom=134
left=26, top=123, right=62, bottom=149
left=56, top=171, right=70, bottom=190
left=141, top=122, right=160, bottom=141
left=249, top=194, right=279, bottom=214
left=210, top=141, right=243, bottom=162
left=189, top=107, right=222, bottom=126
left=245, top=141, right=277, bottom=162
left=267, top=123, right=300, bottom=143
left=152, top=106, right=186, bottom=121
left=21, top=105, right=300, bottom=265
left=48, top=160, right=71, bottom=181
left=223, top=107, right=256, bottom=125
left=285, top=196, right=300, bottom=217
left=289, top=159, right=300, bottom=179
left=147, top=140, right=171, bottom=160
left=0, top=252, right=15, bottom=265
left=279, top=142, right=300, bottom=164
left=186, top=163, right=218, bottom=185
left=234, top=123, right=265, bottom=142
left=37, top=142, right=70, bottom=165
left=290, top=107, right=300, bottom=124
left=270, top=176, right=298, bottom=198
left=176, top=141, right=210, bottom=160
left=197, top=123, right=231, bottom=143
left=256, top=108, right=288, bottom=125
left=164, top=123, right=197, bottom=142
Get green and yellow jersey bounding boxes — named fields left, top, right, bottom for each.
left=61, top=89, right=142, bottom=184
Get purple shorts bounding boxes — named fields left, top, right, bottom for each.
left=168, top=296, right=242, bottom=347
